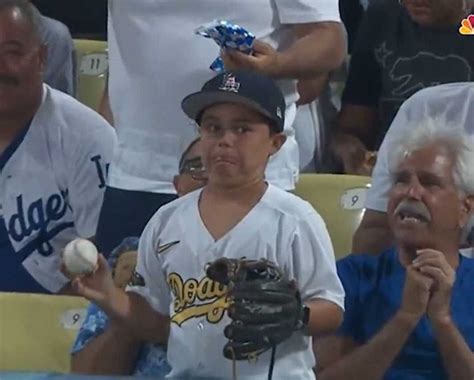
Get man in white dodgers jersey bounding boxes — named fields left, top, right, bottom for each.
left=72, top=70, right=344, bottom=379
left=0, top=0, right=116, bottom=293
left=95, top=0, right=346, bottom=257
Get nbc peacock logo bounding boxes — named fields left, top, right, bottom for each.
left=459, top=15, right=474, bottom=35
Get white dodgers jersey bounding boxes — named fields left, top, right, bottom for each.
left=129, top=185, right=345, bottom=379
left=0, top=85, right=116, bottom=293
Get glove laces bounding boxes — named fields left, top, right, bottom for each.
left=231, top=345, right=277, bottom=380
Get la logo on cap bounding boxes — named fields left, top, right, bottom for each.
left=219, top=73, right=240, bottom=93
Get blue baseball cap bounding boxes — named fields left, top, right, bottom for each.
left=181, top=70, right=286, bottom=132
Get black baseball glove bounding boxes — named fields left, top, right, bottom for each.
left=206, top=257, right=308, bottom=362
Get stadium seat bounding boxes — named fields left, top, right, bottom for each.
left=73, top=39, right=108, bottom=111
left=294, top=174, right=371, bottom=259
left=0, top=292, right=89, bottom=373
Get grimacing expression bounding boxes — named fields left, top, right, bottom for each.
left=387, top=143, right=471, bottom=250
left=402, top=0, right=467, bottom=27
left=0, top=6, right=46, bottom=118
left=198, top=103, right=286, bottom=186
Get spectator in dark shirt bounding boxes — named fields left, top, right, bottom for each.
left=339, top=0, right=368, bottom=53
left=331, top=0, right=474, bottom=176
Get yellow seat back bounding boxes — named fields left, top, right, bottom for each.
left=0, top=292, right=89, bottom=373
left=294, top=174, right=371, bottom=259
left=74, top=39, right=108, bottom=111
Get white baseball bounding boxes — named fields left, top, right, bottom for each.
left=63, top=238, right=99, bottom=275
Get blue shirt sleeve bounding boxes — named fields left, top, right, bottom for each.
left=71, top=303, right=109, bottom=354
left=336, top=256, right=364, bottom=344
left=70, top=302, right=172, bottom=378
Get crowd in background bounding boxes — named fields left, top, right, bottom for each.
left=1, top=0, right=474, bottom=378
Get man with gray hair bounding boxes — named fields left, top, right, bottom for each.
left=353, top=82, right=474, bottom=255
left=314, top=120, right=474, bottom=379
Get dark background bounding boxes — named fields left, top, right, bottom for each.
left=32, top=0, right=108, bottom=39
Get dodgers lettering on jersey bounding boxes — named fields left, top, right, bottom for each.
left=0, top=85, right=116, bottom=293
left=168, top=272, right=229, bottom=327
left=6, top=156, right=108, bottom=258
left=8, top=190, right=71, bottom=256
left=90, top=154, right=109, bottom=189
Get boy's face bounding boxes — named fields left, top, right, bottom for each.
left=198, top=103, right=286, bottom=186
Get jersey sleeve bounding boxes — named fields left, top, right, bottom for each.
left=127, top=213, right=171, bottom=316
left=335, top=256, right=364, bottom=343
left=274, top=0, right=341, bottom=24
left=67, top=121, right=116, bottom=239
left=286, top=208, right=345, bottom=311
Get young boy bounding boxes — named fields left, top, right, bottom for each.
left=73, top=70, right=344, bottom=379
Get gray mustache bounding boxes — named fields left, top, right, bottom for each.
left=394, top=200, right=432, bottom=222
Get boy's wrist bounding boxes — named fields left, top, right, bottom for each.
left=103, top=286, right=129, bottom=322
left=108, top=321, right=141, bottom=344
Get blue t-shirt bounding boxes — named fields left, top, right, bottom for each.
left=337, top=248, right=474, bottom=380
left=72, top=303, right=170, bottom=377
